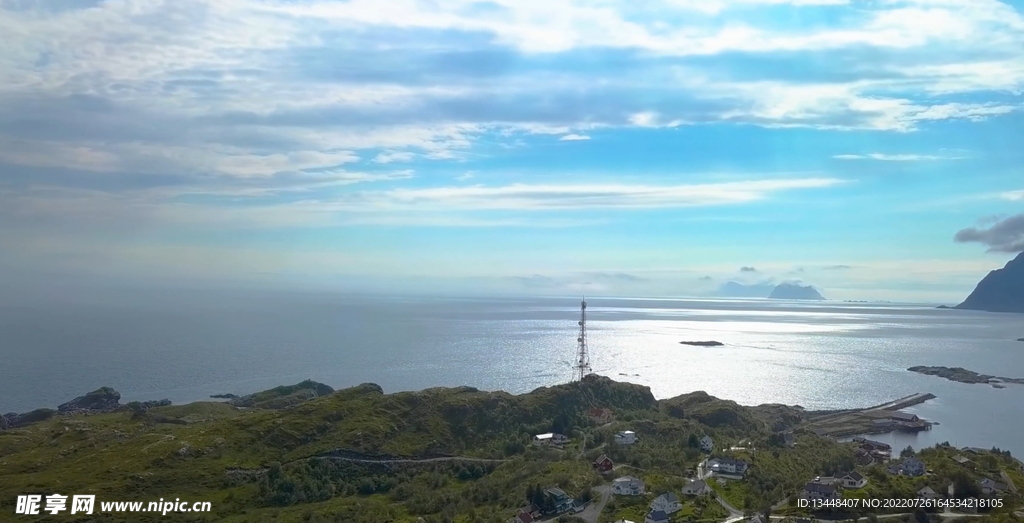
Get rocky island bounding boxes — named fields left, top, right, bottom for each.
left=956, top=250, right=1024, bottom=313
left=908, top=365, right=1024, bottom=386
left=769, top=282, right=825, bottom=300
left=679, top=340, right=724, bottom=346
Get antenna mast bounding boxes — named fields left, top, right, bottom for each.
left=572, top=297, right=592, bottom=382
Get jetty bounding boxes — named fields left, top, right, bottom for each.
left=803, top=393, right=935, bottom=438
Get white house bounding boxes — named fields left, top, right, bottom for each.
left=708, top=457, right=749, bottom=476
left=612, top=476, right=646, bottom=496
left=838, top=471, right=868, bottom=489
left=533, top=433, right=569, bottom=446
left=645, top=509, right=670, bottom=523
left=900, top=458, right=926, bottom=477
left=700, top=435, right=714, bottom=452
left=802, top=482, right=841, bottom=500
left=682, top=479, right=711, bottom=496
left=650, top=492, right=682, bottom=515
left=615, top=430, right=638, bottom=446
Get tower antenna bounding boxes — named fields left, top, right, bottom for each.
left=572, top=297, right=592, bottom=382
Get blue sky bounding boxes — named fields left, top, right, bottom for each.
left=1, top=0, right=1023, bottom=302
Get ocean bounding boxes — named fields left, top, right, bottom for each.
left=2, top=289, right=1022, bottom=456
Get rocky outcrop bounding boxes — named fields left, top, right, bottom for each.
left=908, top=366, right=1024, bottom=385
left=228, top=380, right=335, bottom=409
left=769, top=282, right=825, bottom=300
left=956, top=251, right=1024, bottom=313
left=58, top=387, right=122, bottom=413
left=2, top=408, right=57, bottom=428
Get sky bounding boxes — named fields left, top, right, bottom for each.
left=1, top=0, right=1023, bottom=302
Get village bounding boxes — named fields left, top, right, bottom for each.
left=507, top=409, right=1021, bottom=523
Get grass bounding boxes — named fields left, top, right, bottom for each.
left=3, top=375, right=1017, bottom=522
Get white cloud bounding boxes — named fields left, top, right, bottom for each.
left=559, top=134, right=591, bottom=141
left=832, top=153, right=965, bottom=161
left=373, top=151, right=417, bottom=164
left=1002, top=190, right=1024, bottom=201
left=346, top=177, right=844, bottom=211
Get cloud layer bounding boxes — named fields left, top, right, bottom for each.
left=954, top=214, right=1024, bottom=253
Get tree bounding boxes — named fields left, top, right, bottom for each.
left=901, top=446, right=916, bottom=459
left=688, top=434, right=700, bottom=448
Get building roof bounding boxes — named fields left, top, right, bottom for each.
left=953, top=455, right=972, bottom=464
left=618, top=430, right=635, bottom=436
left=545, top=487, right=569, bottom=499
left=654, top=492, right=680, bottom=504
left=646, top=509, right=669, bottom=522
left=918, top=486, right=937, bottom=496
left=891, top=412, right=919, bottom=421
left=717, top=457, right=748, bottom=467
left=614, top=476, right=642, bottom=484
left=515, top=511, right=535, bottom=523
left=841, top=471, right=865, bottom=481
left=595, top=454, right=613, bottom=464
left=535, top=433, right=553, bottom=439
left=685, top=479, right=708, bottom=490
left=804, top=482, right=838, bottom=494
left=853, top=437, right=892, bottom=449
left=979, top=479, right=1008, bottom=491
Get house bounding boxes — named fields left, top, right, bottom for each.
left=645, top=509, right=670, bottom=523
left=979, top=479, right=1009, bottom=496
left=510, top=505, right=538, bottom=523
left=837, top=471, right=868, bottom=489
left=510, top=508, right=535, bottom=523
left=917, top=486, right=938, bottom=500
left=588, top=408, right=613, bottom=424
left=593, top=454, right=614, bottom=473
left=533, top=433, right=569, bottom=446
left=708, top=457, right=749, bottom=476
left=891, top=412, right=920, bottom=423
left=544, top=487, right=574, bottom=514
left=682, top=479, right=711, bottom=496
left=700, top=435, right=714, bottom=452
left=853, top=437, right=892, bottom=453
left=650, top=492, right=682, bottom=514
left=615, top=430, right=638, bottom=445
left=612, top=476, right=646, bottom=496
left=952, top=455, right=973, bottom=466
left=900, top=458, right=926, bottom=477
left=802, top=481, right=841, bottom=500
left=889, top=457, right=925, bottom=477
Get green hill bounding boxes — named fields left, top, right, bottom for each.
left=6, top=375, right=1000, bottom=523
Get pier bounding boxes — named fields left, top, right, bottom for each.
left=803, top=392, right=936, bottom=438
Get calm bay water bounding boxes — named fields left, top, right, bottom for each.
left=2, top=290, right=1022, bottom=455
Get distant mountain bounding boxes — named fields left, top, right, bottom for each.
left=956, top=251, right=1024, bottom=313
left=717, top=281, right=776, bottom=298
left=768, top=282, right=825, bottom=300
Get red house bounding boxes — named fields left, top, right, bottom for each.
left=593, top=454, right=614, bottom=473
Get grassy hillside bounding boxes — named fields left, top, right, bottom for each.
left=2, top=375, right=1015, bottom=523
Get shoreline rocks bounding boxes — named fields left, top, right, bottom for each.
left=680, top=341, right=725, bottom=347
left=908, top=366, right=1024, bottom=386
left=2, top=388, right=171, bottom=431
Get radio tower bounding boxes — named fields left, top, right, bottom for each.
left=572, top=297, right=592, bottom=382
